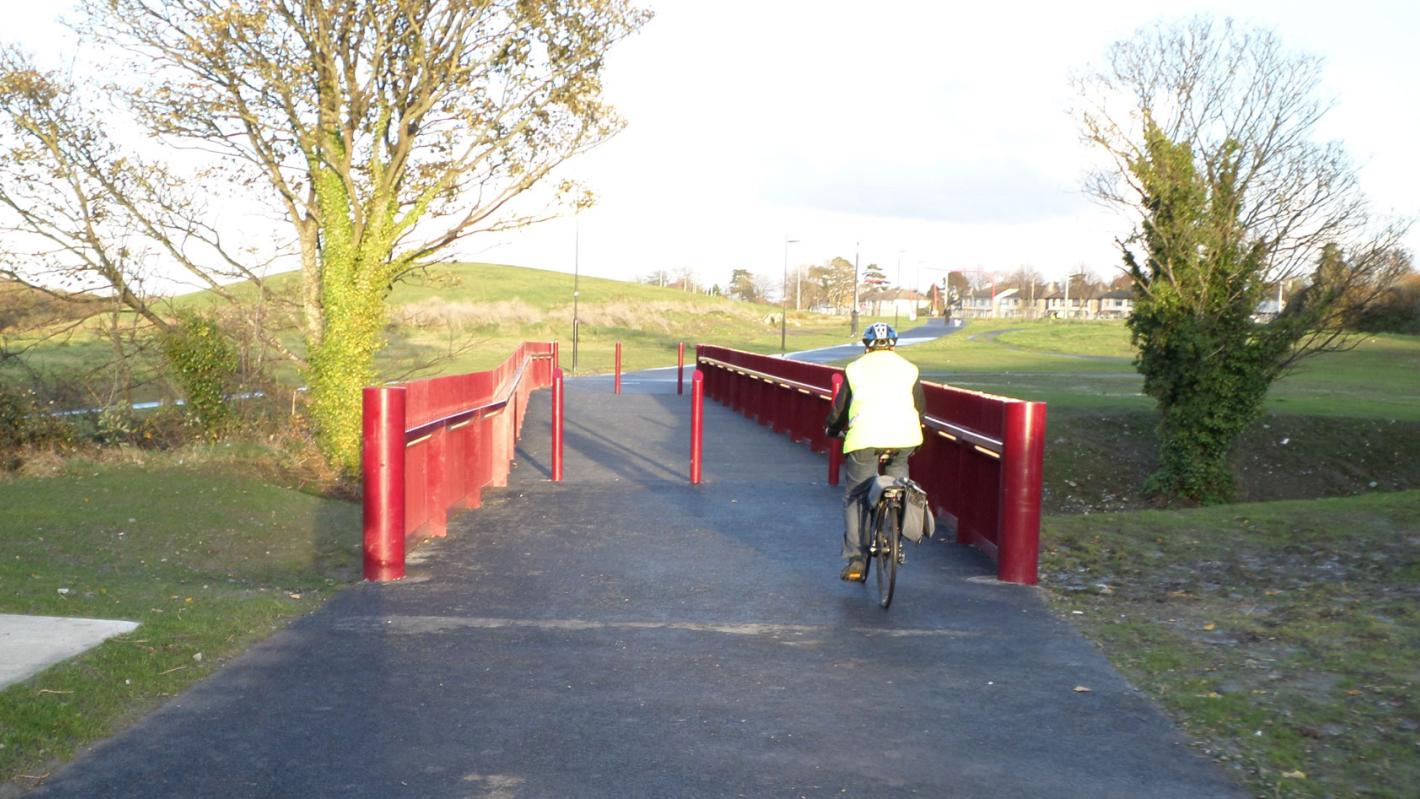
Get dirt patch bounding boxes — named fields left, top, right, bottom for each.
left=1041, top=496, right=1420, bottom=797
left=1042, top=411, right=1420, bottom=514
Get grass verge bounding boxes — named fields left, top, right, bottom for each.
left=1040, top=491, right=1420, bottom=798
left=0, top=462, right=360, bottom=793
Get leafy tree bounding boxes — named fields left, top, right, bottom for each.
left=946, top=271, right=971, bottom=302
left=161, top=313, right=240, bottom=437
left=1077, top=18, right=1411, bottom=502
left=1352, top=265, right=1420, bottom=333
left=26, top=0, right=651, bottom=473
left=861, top=262, right=889, bottom=291
left=727, top=269, right=762, bottom=303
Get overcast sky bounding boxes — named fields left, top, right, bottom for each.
left=8, top=0, right=1417, bottom=293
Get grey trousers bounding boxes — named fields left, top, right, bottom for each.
left=841, top=447, right=914, bottom=560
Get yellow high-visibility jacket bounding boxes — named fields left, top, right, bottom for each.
left=826, top=350, right=925, bottom=454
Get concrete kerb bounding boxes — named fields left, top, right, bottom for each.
left=0, top=614, right=140, bottom=690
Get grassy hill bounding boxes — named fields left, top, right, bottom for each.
left=373, top=262, right=866, bottom=376
left=3, top=263, right=868, bottom=403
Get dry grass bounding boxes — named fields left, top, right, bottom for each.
left=390, top=298, right=546, bottom=330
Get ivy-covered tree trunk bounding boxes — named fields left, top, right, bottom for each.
left=306, top=283, right=386, bottom=475
left=1126, top=124, right=1292, bottom=503
left=1133, top=309, right=1288, bottom=502
left=305, top=165, right=406, bottom=474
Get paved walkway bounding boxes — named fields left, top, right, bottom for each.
left=31, top=352, right=1242, bottom=797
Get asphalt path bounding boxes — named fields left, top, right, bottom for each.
left=31, top=348, right=1244, bottom=798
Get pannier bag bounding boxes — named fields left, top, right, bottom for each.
left=861, top=475, right=936, bottom=544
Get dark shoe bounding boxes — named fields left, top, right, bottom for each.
left=840, top=558, right=867, bottom=583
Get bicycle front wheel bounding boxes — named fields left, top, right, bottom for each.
left=874, top=502, right=899, bottom=609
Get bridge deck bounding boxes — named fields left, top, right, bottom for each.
left=33, top=380, right=1242, bottom=797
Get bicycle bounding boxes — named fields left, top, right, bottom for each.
left=860, top=454, right=907, bottom=609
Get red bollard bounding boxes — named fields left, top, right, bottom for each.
left=552, top=341, right=560, bottom=374
left=998, top=400, right=1047, bottom=585
left=551, top=368, right=564, bottom=482
left=362, top=386, right=407, bottom=582
left=614, top=341, right=622, bottom=395
left=828, top=373, right=843, bottom=486
left=690, top=369, right=704, bottom=484
left=677, top=342, right=685, bottom=395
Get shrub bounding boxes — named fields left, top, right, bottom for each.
left=160, top=313, right=239, bottom=438
left=0, top=386, right=78, bottom=470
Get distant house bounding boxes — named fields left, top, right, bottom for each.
left=1251, top=298, right=1286, bottom=323
left=1097, top=289, right=1136, bottom=319
left=954, top=287, right=1022, bottom=319
left=1041, top=286, right=1102, bottom=319
left=860, top=288, right=924, bottom=321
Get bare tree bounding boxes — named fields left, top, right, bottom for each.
left=46, top=0, right=652, bottom=471
left=1073, top=16, right=1408, bottom=355
left=0, top=48, right=305, bottom=400
left=1007, top=264, right=1045, bottom=314
left=809, top=257, right=855, bottom=313
left=727, top=269, right=761, bottom=303
left=1072, top=16, right=1412, bottom=502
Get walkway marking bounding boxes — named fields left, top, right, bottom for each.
left=334, top=614, right=977, bottom=639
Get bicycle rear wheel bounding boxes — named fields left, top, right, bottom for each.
left=874, top=502, right=899, bottom=609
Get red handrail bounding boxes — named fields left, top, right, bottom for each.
left=362, top=342, right=557, bottom=581
left=695, top=344, right=1047, bottom=584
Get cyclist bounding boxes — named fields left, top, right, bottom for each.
left=823, top=322, right=926, bottom=582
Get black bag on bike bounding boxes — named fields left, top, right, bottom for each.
left=863, top=476, right=935, bottom=545
left=898, top=478, right=935, bottom=544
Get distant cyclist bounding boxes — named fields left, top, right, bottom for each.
left=823, top=322, right=925, bottom=582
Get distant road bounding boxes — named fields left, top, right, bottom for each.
left=783, top=316, right=964, bottom=364
left=570, top=317, right=966, bottom=393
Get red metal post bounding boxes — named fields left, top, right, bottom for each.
left=690, top=369, right=704, bottom=484
left=362, top=386, right=407, bottom=582
left=551, top=368, right=564, bottom=482
left=677, top=342, right=685, bottom=395
left=427, top=426, right=448, bottom=538
left=997, top=400, right=1047, bottom=585
left=552, top=341, right=560, bottom=373
left=828, top=372, right=843, bottom=486
left=614, top=342, right=622, bottom=394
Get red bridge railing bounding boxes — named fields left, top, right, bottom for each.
left=362, top=342, right=557, bottom=581
left=696, top=344, right=1047, bottom=585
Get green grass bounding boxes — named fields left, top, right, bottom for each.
left=0, top=461, right=360, bottom=790
left=1041, top=490, right=1420, bottom=798
left=894, top=319, right=1420, bottom=421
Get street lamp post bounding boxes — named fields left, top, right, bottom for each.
left=894, top=249, right=905, bottom=330
left=571, top=217, right=581, bottom=372
left=781, top=236, right=799, bottom=354
left=850, top=242, right=860, bottom=336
